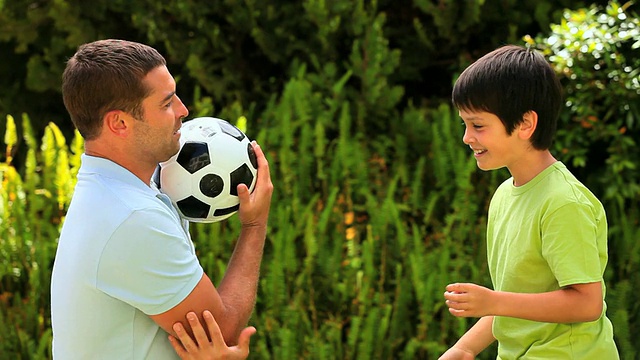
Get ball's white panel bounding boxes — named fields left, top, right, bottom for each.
left=157, top=117, right=258, bottom=223
left=159, top=160, right=193, bottom=200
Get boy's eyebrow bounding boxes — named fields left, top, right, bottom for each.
left=461, top=115, right=485, bottom=122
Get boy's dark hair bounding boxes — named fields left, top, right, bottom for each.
left=62, top=39, right=167, bottom=140
left=452, top=45, right=562, bottom=150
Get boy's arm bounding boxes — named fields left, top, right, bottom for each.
left=444, top=281, right=603, bottom=323
left=439, top=316, right=495, bottom=359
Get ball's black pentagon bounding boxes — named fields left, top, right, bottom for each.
left=214, top=204, right=240, bottom=217
left=177, top=142, right=210, bottom=174
left=177, top=196, right=210, bottom=219
left=247, top=143, right=258, bottom=170
left=200, top=173, right=224, bottom=198
left=152, top=164, right=161, bottom=189
left=217, top=120, right=245, bottom=141
left=229, top=164, right=254, bottom=196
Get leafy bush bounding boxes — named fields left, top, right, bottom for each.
left=532, top=2, right=640, bottom=357
left=0, top=0, right=600, bottom=140
left=1, top=0, right=639, bottom=359
left=1, top=102, right=504, bottom=359
left=532, top=1, right=640, bottom=206
left=0, top=114, right=81, bottom=360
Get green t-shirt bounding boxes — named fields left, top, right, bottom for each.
left=487, top=162, right=618, bottom=359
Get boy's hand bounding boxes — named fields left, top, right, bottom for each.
left=169, top=310, right=256, bottom=360
left=444, top=283, right=496, bottom=318
left=439, top=347, right=475, bottom=360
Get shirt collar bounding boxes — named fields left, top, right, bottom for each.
left=79, top=154, right=159, bottom=197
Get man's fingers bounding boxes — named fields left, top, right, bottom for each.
left=252, top=142, right=273, bottom=192
left=252, top=141, right=270, bottom=178
left=237, top=183, right=250, bottom=204
left=239, top=142, right=272, bottom=209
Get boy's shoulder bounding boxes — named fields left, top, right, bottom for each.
left=496, top=162, right=602, bottom=211
left=538, top=162, right=599, bottom=203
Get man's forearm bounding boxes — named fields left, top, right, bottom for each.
left=216, top=225, right=267, bottom=341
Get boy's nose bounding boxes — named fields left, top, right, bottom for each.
left=462, top=128, right=473, bottom=145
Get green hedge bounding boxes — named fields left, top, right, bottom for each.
left=0, top=0, right=639, bottom=359
left=1, top=103, right=504, bottom=359
left=0, top=0, right=604, bottom=137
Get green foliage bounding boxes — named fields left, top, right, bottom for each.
left=0, top=0, right=600, bottom=139
left=604, top=203, right=640, bottom=360
left=0, top=114, right=82, bottom=359
left=189, top=91, right=501, bottom=358
left=0, top=0, right=638, bottom=359
left=532, top=1, right=640, bottom=206
left=530, top=2, right=640, bottom=354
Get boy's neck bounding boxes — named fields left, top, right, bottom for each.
left=510, top=150, right=557, bottom=187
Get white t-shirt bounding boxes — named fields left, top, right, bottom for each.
left=51, top=154, right=203, bottom=359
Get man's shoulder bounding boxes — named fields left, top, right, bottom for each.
left=74, top=169, right=164, bottom=212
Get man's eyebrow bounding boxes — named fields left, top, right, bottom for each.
left=159, top=91, right=176, bottom=105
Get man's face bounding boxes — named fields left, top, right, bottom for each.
left=131, top=65, right=189, bottom=164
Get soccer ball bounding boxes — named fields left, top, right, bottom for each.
left=154, top=117, right=258, bottom=223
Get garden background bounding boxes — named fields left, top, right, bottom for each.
left=1, top=0, right=639, bottom=359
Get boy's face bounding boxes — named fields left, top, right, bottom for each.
left=459, top=109, right=525, bottom=172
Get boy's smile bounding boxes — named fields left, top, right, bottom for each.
left=459, top=110, right=518, bottom=172
left=459, top=109, right=557, bottom=186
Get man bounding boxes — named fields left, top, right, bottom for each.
left=51, top=39, right=273, bottom=359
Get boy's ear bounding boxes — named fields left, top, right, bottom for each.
left=518, top=111, right=538, bottom=140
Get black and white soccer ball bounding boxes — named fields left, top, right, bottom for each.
left=154, top=117, right=258, bottom=223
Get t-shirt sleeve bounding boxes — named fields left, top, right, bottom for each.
left=541, top=201, right=603, bottom=287
left=95, top=207, right=204, bottom=315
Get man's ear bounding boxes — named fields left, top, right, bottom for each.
left=104, top=110, right=129, bottom=137
left=518, top=111, right=538, bottom=140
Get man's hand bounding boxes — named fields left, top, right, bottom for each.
left=169, top=310, right=256, bottom=360
left=237, top=141, right=273, bottom=229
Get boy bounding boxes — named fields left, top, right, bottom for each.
left=440, top=45, right=619, bottom=359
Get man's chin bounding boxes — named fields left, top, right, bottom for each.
left=161, top=147, right=180, bottom=163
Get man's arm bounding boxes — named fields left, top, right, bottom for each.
left=151, top=142, right=273, bottom=345
left=439, top=316, right=495, bottom=359
left=444, top=281, right=603, bottom=323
